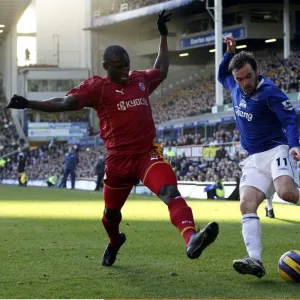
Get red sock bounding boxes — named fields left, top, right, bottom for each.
left=168, top=197, right=196, bottom=245
left=102, top=212, right=122, bottom=246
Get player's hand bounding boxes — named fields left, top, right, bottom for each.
left=290, top=147, right=300, bottom=161
left=6, top=94, right=29, bottom=109
left=157, top=10, right=172, bottom=36
left=224, top=36, right=236, bottom=54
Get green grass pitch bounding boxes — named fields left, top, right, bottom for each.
left=0, top=184, right=300, bottom=299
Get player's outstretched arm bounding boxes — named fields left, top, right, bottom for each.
left=6, top=94, right=78, bottom=112
left=153, top=10, right=171, bottom=80
left=217, top=36, right=236, bottom=91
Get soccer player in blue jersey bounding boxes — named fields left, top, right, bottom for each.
left=218, top=36, right=300, bottom=279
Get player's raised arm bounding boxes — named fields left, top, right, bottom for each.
left=6, top=94, right=78, bottom=112
left=217, top=36, right=236, bottom=91
left=153, top=10, right=171, bottom=80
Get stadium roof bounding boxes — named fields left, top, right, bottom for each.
left=0, top=0, right=31, bottom=41
left=219, top=0, right=299, bottom=5
left=182, top=0, right=300, bottom=15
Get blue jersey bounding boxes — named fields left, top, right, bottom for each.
left=65, top=152, right=78, bottom=170
left=218, top=52, right=299, bottom=155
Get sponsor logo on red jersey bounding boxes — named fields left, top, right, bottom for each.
left=117, top=98, right=148, bottom=111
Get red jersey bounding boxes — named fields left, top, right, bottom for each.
left=66, top=69, right=162, bottom=155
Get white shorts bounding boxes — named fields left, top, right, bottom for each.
left=239, top=145, right=300, bottom=198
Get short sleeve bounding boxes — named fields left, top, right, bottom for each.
left=142, top=69, right=163, bottom=95
left=66, top=76, right=103, bottom=109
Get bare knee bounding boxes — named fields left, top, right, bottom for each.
left=275, top=176, right=299, bottom=203
left=240, top=186, right=265, bottom=215
left=240, top=196, right=259, bottom=214
left=276, top=188, right=298, bottom=203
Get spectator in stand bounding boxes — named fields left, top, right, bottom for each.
left=216, top=146, right=226, bottom=159
left=17, top=149, right=26, bottom=186
left=166, top=146, right=176, bottom=158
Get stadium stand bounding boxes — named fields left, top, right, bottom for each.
left=2, top=141, right=243, bottom=184
left=24, top=49, right=300, bottom=125
left=159, top=129, right=240, bottom=147
left=269, top=49, right=300, bottom=93
left=2, top=129, right=240, bottom=183
left=0, top=93, right=26, bottom=157
left=1, top=48, right=300, bottom=184
left=27, top=110, right=90, bottom=123
left=2, top=143, right=106, bottom=182
left=151, top=49, right=300, bottom=124
left=168, top=148, right=244, bottom=182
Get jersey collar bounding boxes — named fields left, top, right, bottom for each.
left=256, top=75, right=264, bottom=90
left=241, top=75, right=265, bottom=97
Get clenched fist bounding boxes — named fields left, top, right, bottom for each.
left=6, top=95, right=29, bottom=109
left=157, top=10, right=172, bottom=36
left=224, top=36, right=236, bottom=55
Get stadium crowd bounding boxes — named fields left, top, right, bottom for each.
left=0, top=94, right=25, bottom=157
left=158, top=128, right=240, bottom=147
left=151, top=75, right=221, bottom=124
left=1, top=143, right=106, bottom=181
left=269, top=49, right=300, bottom=93
left=169, top=149, right=244, bottom=183
left=1, top=141, right=242, bottom=184
left=5, top=144, right=243, bottom=184
left=1, top=126, right=241, bottom=183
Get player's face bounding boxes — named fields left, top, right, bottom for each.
left=105, top=53, right=130, bottom=85
left=233, top=63, right=257, bottom=95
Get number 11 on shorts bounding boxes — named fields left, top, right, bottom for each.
left=276, top=157, right=287, bottom=167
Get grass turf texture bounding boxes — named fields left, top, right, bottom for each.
left=0, top=184, right=300, bottom=299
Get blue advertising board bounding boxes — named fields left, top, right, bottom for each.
left=28, top=122, right=88, bottom=140
left=68, top=136, right=104, bottom=147
left=184, top=123, right=194, bottom=127
left=221, top=116, right=235, bottom=122
left=180, top=27, right=246, bottom=49
left=68, top=137, right=95, bottom=147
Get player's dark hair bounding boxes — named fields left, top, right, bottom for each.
left=228, top=51, right=257, bottom=73
left=103, top=45, right=128, bottom=62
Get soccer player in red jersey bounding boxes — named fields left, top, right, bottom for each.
left=7, top=11, right=219, bottom=266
